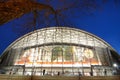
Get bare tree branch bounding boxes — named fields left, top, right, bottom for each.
left=0, top=0, right=56, bottom=25
left=0, top=0, right=119, bottom=35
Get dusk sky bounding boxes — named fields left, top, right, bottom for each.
left=0, top=0, right=120, bottom=55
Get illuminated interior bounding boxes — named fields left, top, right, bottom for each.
left=15, top=46, right=99, bottom=67
left=0, top=27, right=117, bottom=76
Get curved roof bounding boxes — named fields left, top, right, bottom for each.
left=2, top=27, right=115, bottom=54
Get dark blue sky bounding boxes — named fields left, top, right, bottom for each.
left=0, top=0, right=120, bottom=54
left=74, top=1, right=120, bottom=54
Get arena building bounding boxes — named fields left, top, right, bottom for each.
left=0, top=27, right=119, bottom=76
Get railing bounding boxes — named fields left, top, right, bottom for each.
left=0, top=74, right=120, bottom=80
left=0, top=74, right=30, bottom=80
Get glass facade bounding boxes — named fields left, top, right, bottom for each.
left=0, top=27, right=116, bottom=76
left=15, top=46, right=99, bottom=66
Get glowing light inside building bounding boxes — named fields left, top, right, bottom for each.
left=1, top=27, right=118, bottom=76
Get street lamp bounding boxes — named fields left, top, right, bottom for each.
left=113, top=63, right=118, bottom=75
left=113, top=63, right=117, bottom=67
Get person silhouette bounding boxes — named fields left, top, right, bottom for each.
left=43, top=69, right=45, bottom=75
left=104, top=69, right=107, bottom=76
